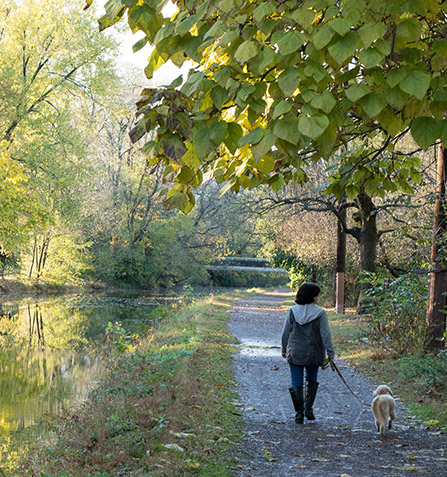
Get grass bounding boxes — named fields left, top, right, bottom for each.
left=20, top=289, right=264, bottom=476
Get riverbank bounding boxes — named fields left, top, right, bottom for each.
left=20, top=289, right=259, bottom=476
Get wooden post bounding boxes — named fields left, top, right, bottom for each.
left=335, top=198, right=346, bottom=314
left=425, top=145, right=447, bottom=351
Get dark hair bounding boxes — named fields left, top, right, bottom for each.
left=295, top=282, right=320, bottom=305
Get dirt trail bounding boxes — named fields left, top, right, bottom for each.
left=229, top=289, right=447, bottom=477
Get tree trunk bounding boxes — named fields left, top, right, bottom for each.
left=425, top=145, right=447, bottom=351
left=335, top=198, right=347, bottom=314
left=356, top=189, right=378, bottom=313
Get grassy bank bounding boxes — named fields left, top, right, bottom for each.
left=21, top=290, right=258, bottom=476
left=327, top=310, right=447, bottom=431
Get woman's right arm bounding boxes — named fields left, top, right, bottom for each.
left=281, top=311, right=292, bottom=357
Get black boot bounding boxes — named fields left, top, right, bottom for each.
left=304, top=381, right=319, bottom=420
left=289, top=386, right=304, bottom=424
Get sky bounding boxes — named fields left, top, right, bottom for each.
left=98, top=1, right=186, bottom=87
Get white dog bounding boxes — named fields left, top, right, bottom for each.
left=372, top=385, right=396, bottom=437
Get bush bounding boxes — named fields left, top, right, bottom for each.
left=398, top=350, right=447, bottom=399
left=362, top=273, right=428, bottom=354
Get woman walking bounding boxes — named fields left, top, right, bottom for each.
left=281, top=282, right=335, bottom=424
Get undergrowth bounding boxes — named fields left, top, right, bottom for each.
left=20, top=292, right=246, bottom=476
left=328, top=310, right=447, bottom=430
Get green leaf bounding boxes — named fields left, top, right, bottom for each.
left=345, top=83, right=370, bottom=102
left=400, top=71, right=431, bottom=100
left=163, top=189, right=187, bottom=210
left=176, top=14, right=197, bottom=35
left=358, top=48, right=383, bottom=68
left=179, top=193, right=195, bottom=214
left=257, top=155, right=276, bottom=174
left=194, top=128, right=213, bottom=159
left=224, top=123, right=243, bottom=154
left=278, top=67, right=300, bottom=96
left=409, top=169, right=422, bottom=184
left=358, top=22, right=387, bottom=47
left=234, top=41, right=259, bottom=64
left=144, top=50, right=166, bottom=80
left=303, top=64, right=327, bottom=83
left=328, top=32, right=360, bottom=65
left=154, top=24, right=174, bottom=45
left=377, top=109, right=404, bottom=136
left=239, top=127, right=264, bottom=147
left=104, top=0, right=127, bottom=24
left=211, top=86, right=229, bottom=111
left=364, top=177, right=380, bottom=196
left=132, top=36, right=148, bottom=53
left=210, top=122, right=228, bottom=145
left=360, top=93, right=387, bottom=118
left=411, top=117, right=441, bottom=150
left=291, top=9, right=317, bottom=29
left=270, top=175, right=284, bottom=193
left=346, top=183, right=360, bottom=200
left=396, top=18, right=421, bottom=42
left=253, top=2, right=275, bottom=24
left=275, top=31, right=305, bottom=56
left=298, top=113, right=329, bottom=140
left=329, top=18, right=351, bottom=37
left=386, top=69, right=405, bottom=88
left=204, top=20, right=225, bottom=40
left=252, top=130, right=276, bottom=161
left=271, top=100, right=292, bottom=120
left=310, top=91, right=336, bottom=114
left=169, top=75, right=184, bottom=88
left=313, top=24, right=334, bottom=50
left=273, top=118, right=300, bottom=145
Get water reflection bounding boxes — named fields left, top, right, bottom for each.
left=0, top=294, right=159, bottom=470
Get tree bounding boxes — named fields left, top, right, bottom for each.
left=95, top=0, right=447, bottom=333
left=425, top=145, right=447, bottom=351
left=0, top=0, right=119, bottom=280
left=93, top=0, right=445, bottom=206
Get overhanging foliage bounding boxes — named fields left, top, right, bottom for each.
left=94, top=0, right=447, bottom=212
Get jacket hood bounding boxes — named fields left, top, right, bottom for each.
left=291, top=303, right=323, bottom=325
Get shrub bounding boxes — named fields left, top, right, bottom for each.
left=398, top=350, right=447, bottom=399
left=362, top=273, right=428, bottom=354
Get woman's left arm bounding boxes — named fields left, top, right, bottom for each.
left=320, top=310, right=335, bottom=357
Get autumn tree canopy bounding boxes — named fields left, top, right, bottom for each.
left=93, top=0, right=447, bottom=212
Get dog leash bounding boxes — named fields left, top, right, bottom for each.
left=326, top=359, right=371, bottom=407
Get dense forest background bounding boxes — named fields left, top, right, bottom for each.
left=0, top=0, right=441, bottom=320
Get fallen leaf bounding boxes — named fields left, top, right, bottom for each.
left=409, top=455, right=416, bottom=460
left=163, top=444, right=185, bottom=452
left=312, top=458, right=329, bottom=462
left=264, top=440, right=280, bottom=445
left=264, top=448, right=277, bottom=462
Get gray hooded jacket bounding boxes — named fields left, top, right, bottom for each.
left=281, top=304, right=335, bottom=366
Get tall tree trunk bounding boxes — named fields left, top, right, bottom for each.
left=356, top=189, right=378, bottom=313
left=425, top=145, right=447, bottom=351
left=335, top=197, right=347, bottom=314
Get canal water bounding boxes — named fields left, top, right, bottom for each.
left=0, top=292, right=167, bottom=470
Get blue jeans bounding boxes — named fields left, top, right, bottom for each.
left=289, top=364, right=319, bottom=387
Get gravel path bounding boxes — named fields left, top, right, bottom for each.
left=229, top=289, right=447, bottom=477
